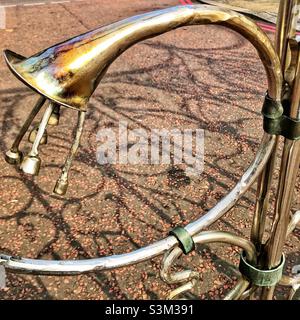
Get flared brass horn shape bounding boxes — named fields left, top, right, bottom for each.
left=4, top=5, right=282, bottom=113
left=3, top=4, right=283, bottom=195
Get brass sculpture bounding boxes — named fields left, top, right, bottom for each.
left=3, top=4, right=282, bottom=195
left=0, top=2, right=299, bottom=300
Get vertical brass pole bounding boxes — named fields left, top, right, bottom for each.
left=275, top=0, right=294, bottom=68
left=250, top=0, right=293, bottom=253
left=251, top=154, right=277, bottom=252
left=260, top=0, right=300, bottom=300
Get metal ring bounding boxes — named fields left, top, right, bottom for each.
left=239, top=252, right=285, bottom=287
left=169, top=227, right=195, bottom=255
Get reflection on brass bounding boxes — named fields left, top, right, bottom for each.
left=48, top=103, right=60, bottom=126
left=20, top=103, right=54, bottom=175
left=1, top=2, right=300, bottom=301
left=28, top=124, right=48, bottom=145
left=3, top=4, right=282, bottom=191
left=3, top=4, right=282, bottom=111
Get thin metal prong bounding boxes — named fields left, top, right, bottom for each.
left=48, top=103, right=60, bottom=126
left=5, top=96, right=46, bottom=165
left=54, top=111, right=86, bottom=195
left=20, top=102, right=55, bottom=175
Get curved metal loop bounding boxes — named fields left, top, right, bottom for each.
left=279, top=267, right=300, bottom=300
left=4, top=4, right=282, bottom=111
left=160, top=231, right=256, bottom=300
left=0, top=4, right=283, bottom=275
left=0, top=133, right=275, bottom=274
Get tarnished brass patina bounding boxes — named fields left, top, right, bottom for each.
left=0, top=2, right=299, bottom=300
left=3, top=4, right=283, bottom=195
left=4, top=5, right=282, bottom=111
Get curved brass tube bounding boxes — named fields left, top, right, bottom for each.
left=160, top=231, right=255, bottom=300
left=223, top=278, right=250, bottom=300
left=4, top=4, right=282, bottom=111
left=0, top=129, right=275, bottom=275
left=0, top=5, right=282, bottom=275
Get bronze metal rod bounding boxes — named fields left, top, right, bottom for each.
left=260, top=0, right=300, bottom=300
left=261, top=138, right=300, bottom=300
left=264, top=140, right=300, bottom=266
left=53, top=111, right=86, bottom=195
left=289, top=42, right=300, bottom=118
left=161, top=231, right=255, bottom=300
left=224, top=278, right=250, bottom=300
left=250, top=1, right=291, bottom=255
left=250, top=138, right=279, bottom=253
left=275, top=0, right=294, bottom=71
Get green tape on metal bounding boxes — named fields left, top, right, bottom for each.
left=263, top=115, right=300, bottom=140
left=261, top=93, right=284, bottom=120
left=169, top=227, right=195, bottom=255
left=261, top=93, right=300, bottom=140
left=239, top=252, right=285, bottom=287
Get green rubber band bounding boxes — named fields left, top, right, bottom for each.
left=239, top=252, right=285, bottom=287
left=170, top=227, right=195, bottom=255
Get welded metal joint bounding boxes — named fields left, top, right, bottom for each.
left=239, top=252, right=285, bottom=287
left=170, top=227, right=195, bottom=255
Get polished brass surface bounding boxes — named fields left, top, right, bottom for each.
left=28, top=124, right=48, bottom=145
left=250, top=1, right=294, bottom=254
left=199, top=1, right=280, bottom=14
left=275, top=0, right=293, bottom=70
left=4, top=4, right=282, bottom=112
left=4, top=149, right=23, bottom=165
left=20, top=155, right=41, bottom=176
